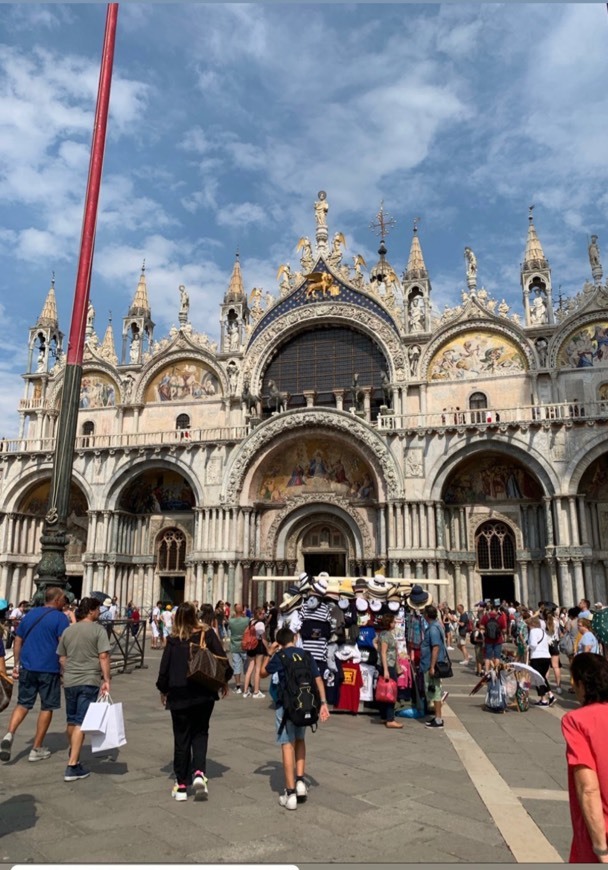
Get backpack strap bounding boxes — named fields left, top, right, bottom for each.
left=19, top=607, right=58, bottom=647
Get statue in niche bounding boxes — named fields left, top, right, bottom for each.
left=314, top=190, right=329, bottom=228
left=351, top=373, right=364, bottom=412
left=122, top=375, right=134, bottom=403
left=464, top=247, right=477, bottom=280
left=530, top=295, right=547, bottom=325
left=226, top=321, right=240, bottom=352
left=227, top=361, right=239, bottom=396
left=130, top=333, right=141, bottom=363
left=589, top=235, right=602, bottom=271
left=408, top=345, right=421, bottom=378
left=86, top=302, right=95, bottom=333
left=535, top=337, right=548, bottom=368
left=179, top=285, right=190, bottom=319
left=36, top=348, right=46, bottom=372
left=409, top=296, right=424, bottom=332
left=380, top=370, right=392, bottom=408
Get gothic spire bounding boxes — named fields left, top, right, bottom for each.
left=523, top=206, right=549, bottom=271
left=100, top=317, right=118, bottom=365
left=404, top=220, right=428, bottom=281
left=129, top=260, right=151, bottom=316
left=224, top=252, right=246, bottom=303
left=37, top=273, right=59, bottom=328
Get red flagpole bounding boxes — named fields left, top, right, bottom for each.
left=67, top=3, right=119, bottom=364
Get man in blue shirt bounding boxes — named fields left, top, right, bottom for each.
left=419, top=604, right=448, bottom=729
left=0, top=586, right=70, bottom=763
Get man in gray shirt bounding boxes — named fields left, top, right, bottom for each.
left=57, top=597, right=111, bottom=782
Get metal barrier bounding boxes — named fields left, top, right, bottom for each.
left=102, top=618, right=148, bottom=674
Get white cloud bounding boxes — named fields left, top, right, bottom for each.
left=216, top=202, right=266, bottom=229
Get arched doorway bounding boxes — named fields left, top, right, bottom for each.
left=302, top=522, right=348, bottom=576
left=156, top=527, right=187, bottom=605
left=476, top=521, right=516, bottom=602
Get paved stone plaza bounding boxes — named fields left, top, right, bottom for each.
left=0, top=650, right=574, bottom=864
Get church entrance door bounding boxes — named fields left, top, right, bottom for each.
left=160, top=575, right=185, bottom=606
left=480, top=574, right=515, bottom=604
left=304, top=553, right=346, bottom=576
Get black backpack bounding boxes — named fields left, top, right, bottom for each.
left=277, top=650, right=321, bottom=735
left=485, top=616, right=500, bottom=641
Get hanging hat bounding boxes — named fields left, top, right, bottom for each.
left=367, top=577, right=389, bottom=599
left=324, top=578, right=341, bottom=600
left=279, top=592, right=302, bottom=613
left=312, top=576, right=328, bottom=597
left=317, top=571, right=330, bottom=579
left=369, top=598, right=383, bottom=612
left=353, top=578, right=368, bottom=595
left=335, top=644, right=362, bottom=664
left=387, top=599, right=401, bottom=612
left=406, top=584, right=432, bottom=610
left=338, top=597, right=351, bottom=610
left=338, top=580, right=355, bottom=599
left=297, top=573, right=313, bottom=594
left=355, top=597, right=369, bottom=612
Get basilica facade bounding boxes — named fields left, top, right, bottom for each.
left=1, top=196, right=608, bottom=611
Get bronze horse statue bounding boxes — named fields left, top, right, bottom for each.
left=266, top=379, right=289, bottom=413
left=242, top=382, right=260, bottom=416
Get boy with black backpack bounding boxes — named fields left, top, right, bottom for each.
left=261, top=627, right=330, bottom=810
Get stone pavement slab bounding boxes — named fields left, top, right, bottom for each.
left=0, top=647, right=574, bottom=863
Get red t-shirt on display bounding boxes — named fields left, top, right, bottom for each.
left=336, top=663, right=363, bottom=714
left=561, top=702, right=608, bottom=864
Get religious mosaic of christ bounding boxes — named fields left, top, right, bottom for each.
left=144, top=360, right=221, bottom=403
left=428, top=332, right=526, bottom=381
left=559, top=323, right=608, bottom=368
left=442, top=454, right=543, bottom=505
left=119, top=470, right=196, bottom=514
left=252, top=438, right=376, bottom=503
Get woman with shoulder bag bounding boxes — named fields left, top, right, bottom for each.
left=544, top=606, right=562, bottom=694
left=526, top=616, right=557, bottom=708
left=377, top=613, right=403, bottom=729
left=156, top=602, right=231, bottom=803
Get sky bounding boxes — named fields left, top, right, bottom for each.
left=0, top=3, right=607, bottom=437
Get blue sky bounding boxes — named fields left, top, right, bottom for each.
left=1, top=3, right=607, bottom=436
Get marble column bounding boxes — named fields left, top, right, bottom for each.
left=583, top=561, right=595, bottom=605
left=568, top=497, right=580, bottom=546
left=557, top=560, right=570, bottom=606
left=427, top=503, right=436, bottom=549
left=543, top=497, right=555, bottom=547
left=577, top=496, right=589, bottom=546
left=572, top=560, right=585, bottom=603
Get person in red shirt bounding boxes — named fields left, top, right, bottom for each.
left=480, top=606, right=508, bottom=671
left=561, top=653, right=608, bottom=864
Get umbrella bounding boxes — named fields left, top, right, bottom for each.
left=505, top=661, right=547, bottom=688
left=469, top=674, right=489, bottom=696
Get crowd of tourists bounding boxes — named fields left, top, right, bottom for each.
left=1, top=580, right=608, bottom=860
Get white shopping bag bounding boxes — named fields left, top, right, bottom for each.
left=91, top=700, right=127, bottom=753
left=80, top=693, right=110, bottom=734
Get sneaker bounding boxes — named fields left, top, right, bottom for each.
left=192, top=770, right=209, bottom=801
left=0, top=733, right=13, bottom=763
left=242, top=690, right=251, bottom=698
left=64, top=763, right=91, bottom=782
left=425, top=718, right=444, bottom=728
left=441, top=691, right=449, bottom=704
left=235, top=687, right=242, bottom=694
left=535, top=699, right=549, bottom=707
left=554, top=686, right=563, bottom=695
left=295, top=779, right=308, bottom=802
left=252, top=691, right=265, bottom=699
left=547, top=695, right=557, bottom=707
left=279, top=790, right=297, bottom=811
left=28, top=746, right=51, bottom=762
left=171, top=784, right=188, bottom=802
left=459, top=660, right=469, bottom=666
left=446, top=646, right=454, bottom=651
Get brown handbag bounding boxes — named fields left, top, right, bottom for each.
left=0, top=672, right=13, bottom=713
left=187, top=630, right=232, bottom=692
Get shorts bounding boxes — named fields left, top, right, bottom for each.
left=456, top=633, right=467, bottom=648
left=231, top=651, right=248, bottom=675
left=247, top=640, right=266, bottom=657
left=275, top=706, right=306, bottom=746
left=423, top=671, right=443, bottom=703
left=17, top=669, right=62, bottom=711
left=484, top=642, right=503, bottom=660
left=475, top=645, right=484, bottom=664
left=151, top=623, right=160, bottom=638
left=64, top=684, right=100, bottom=726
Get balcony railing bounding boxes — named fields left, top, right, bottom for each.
left=377, top=400, right=608, bottom=431
left=0, top=425, right=249, bottom=455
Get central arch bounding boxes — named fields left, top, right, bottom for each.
left=270, top=498, right=369, bottom=563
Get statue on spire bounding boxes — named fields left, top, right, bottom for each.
left=314, top=191, right=328, bottom=228
left=178, top=285, right=190, bottom=325
left=589, top=235, right=603, bottom=283
left=464, top=247, right=478, bottom=291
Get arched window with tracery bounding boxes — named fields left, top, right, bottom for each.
left=476, top=522, right=515, bottom=571
left=158, top=528, right=187, bottom=572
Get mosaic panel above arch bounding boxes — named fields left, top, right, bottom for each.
left=579, top=455, right=608, bottom=500
left=79, top=372, right=119, bottom=409
left=558, top=322, right=608, bottom=369
left=119, top=469, right=196, bottom=514
left=251, top=436, right=376, bottom=504
left=428, top=331, right=527, bottom=382
left=19, top=480, right=89, bottom=516
left=442, top=452, right=543, bottom=505
left=144, top=359, right=222, bottom=403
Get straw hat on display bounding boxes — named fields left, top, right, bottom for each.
left=324, top=578, right=341, bottom=600
left=297, top=572, right=314, bottom=595
left=311, top=576, right=329, bottom=597
left=279, top=590, right=303, bottom=613
left=367, top=576, right=390, bottom=599
left=406, top=584, right=432, bottom=610
left=338, top=580, right=355, bottom=599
